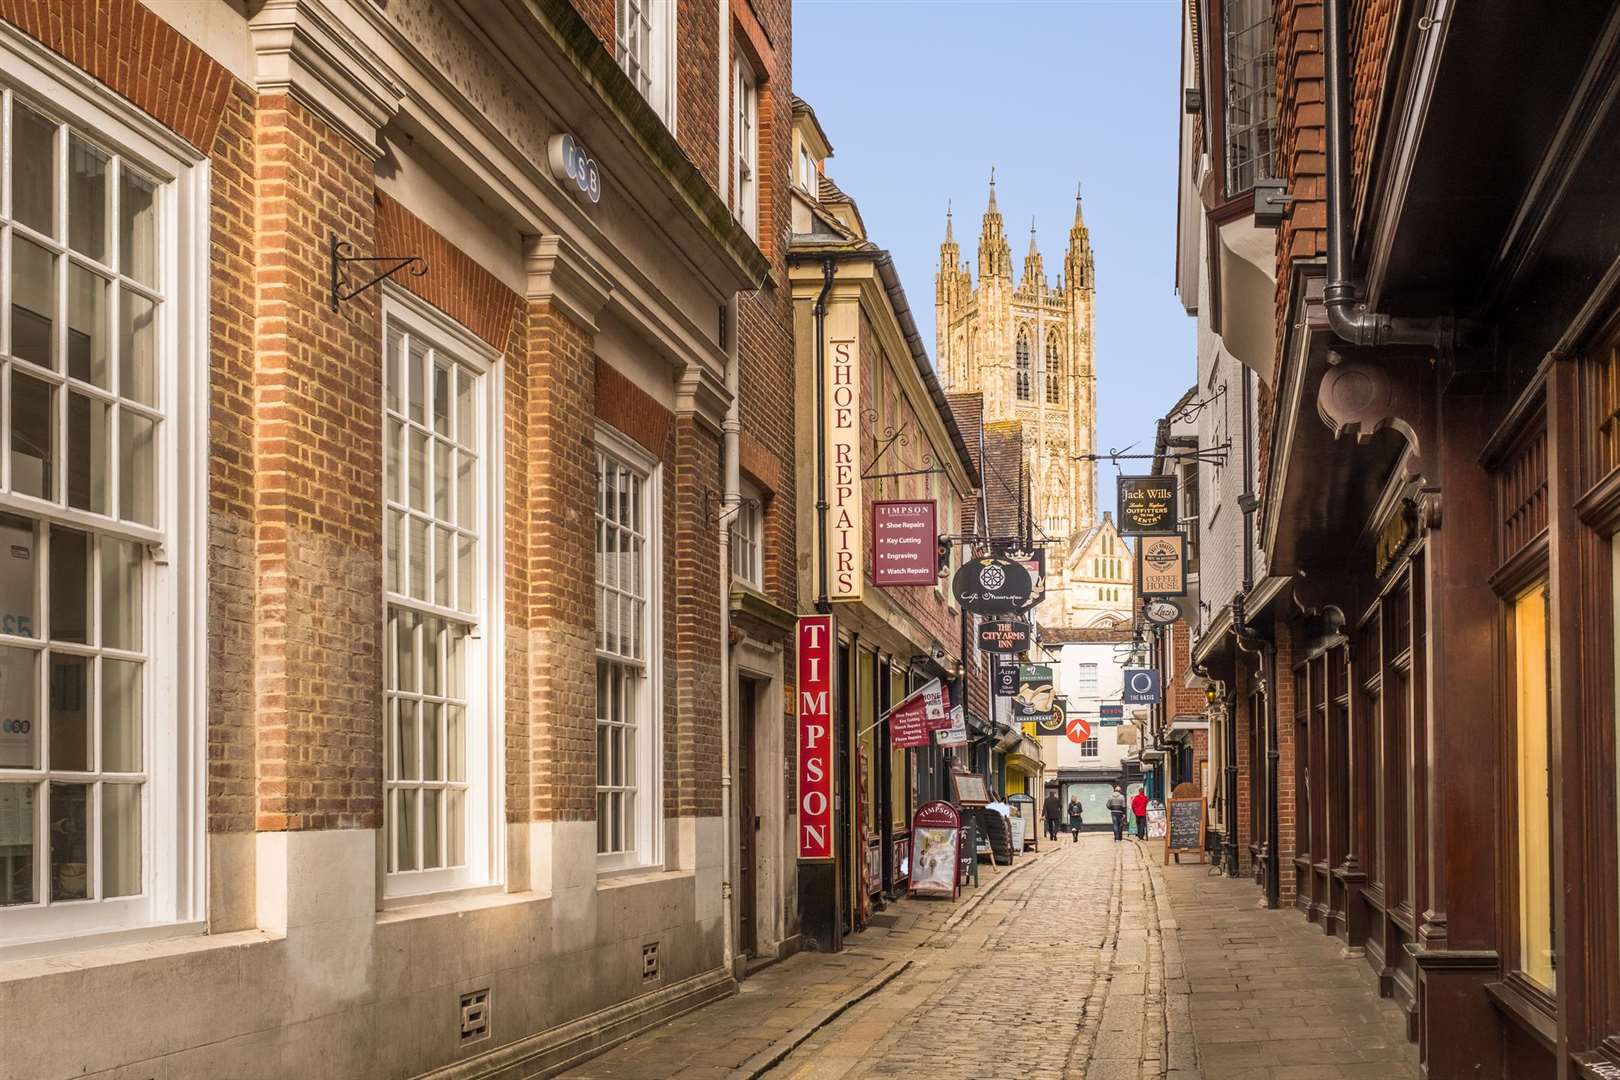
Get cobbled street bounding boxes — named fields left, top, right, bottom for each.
left=565, top=836, right=1419, bottom=1079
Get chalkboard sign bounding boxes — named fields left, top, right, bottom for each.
left=1164, top=797, right=1206, bottom=863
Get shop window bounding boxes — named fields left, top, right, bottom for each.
left=0, top=57, right=204, bottom=948
left=595, top=429, right=662, bottom=871
left=616, top=0, right=675, bottom=126
left=1511, top=580, right=1556, bottom=992
left=382, top=297, right=500, bottom=897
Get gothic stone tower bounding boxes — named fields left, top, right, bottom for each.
left=938, top=177, right=1097, bottom=545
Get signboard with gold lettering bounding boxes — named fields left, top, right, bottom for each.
left=1117, top=475, right=1179, bottom=535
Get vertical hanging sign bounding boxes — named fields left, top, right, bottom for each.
left=825, top=306, right=862, bottom=599
left=797, top=615, right=835, bottom=860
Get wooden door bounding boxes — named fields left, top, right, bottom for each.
left=737, top=678, right=758, bottom=957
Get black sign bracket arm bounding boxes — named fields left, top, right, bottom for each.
left=331, top=232, right=428, bottom=311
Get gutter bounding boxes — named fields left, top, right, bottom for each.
left=1321, top=0, right=1453, bottom=352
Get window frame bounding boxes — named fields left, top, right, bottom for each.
left=732, top=53, right=758, bottom=239
left=0, top=30, right=207, bottom=952
left=616, top=0, right=678, bottom=129
left=595, top=423, right=664, bottom=874
left=1015, top=330, right=1031, bottom=402
left=1220, top=0, right=1277, bottom=198
left=379, top=288, right=504, bottom=901
left=729, top=479, right=762, bottom=593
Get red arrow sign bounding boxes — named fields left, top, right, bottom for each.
left=1066, top=716, right=1093, bottom=744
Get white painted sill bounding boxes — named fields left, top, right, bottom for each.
left=0, top=922, right=271, bottom=978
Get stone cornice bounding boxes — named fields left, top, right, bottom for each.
left=674, top=362, right=730, bottom=437
left=525, top=233, right=614, bottom=332
left=250, top=0, right=403, bottom=159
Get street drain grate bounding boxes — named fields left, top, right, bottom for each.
left=866, top=915, right=899, bottom=928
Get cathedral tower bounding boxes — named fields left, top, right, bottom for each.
left=935, top=179, right=1112, bottom=626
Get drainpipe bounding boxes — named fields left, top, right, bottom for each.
left=812, top=259, right=836, bottom=613
left=1321, top=0, right=1453, bottom=353
left=718, top=296, right=740, bottom=978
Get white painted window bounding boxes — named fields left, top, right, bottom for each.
left=1080, top=737, right=1098, bottom=758
left=733, top=55, right=758, bottom=239
left=730, top=482, right=761, bottom=591
left=382, top=294, right=501, bottom=897
left=0, top=39, right=206, bottom=949
left=617, top=0, right=676, bottom=127
left=799, top=145, right=816, bottom=195
left=1077, top=663, right=1098, bottom=697
left=596, top=428, right=661, bottom=871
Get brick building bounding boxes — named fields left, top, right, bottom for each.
left=1175, top=0, right=1620, bottom=1075
left=787, top=105, right=986, bottom=950
left=0, top=0, right=797, bottom=1075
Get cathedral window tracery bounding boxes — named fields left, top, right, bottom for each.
left=1016, top=330, right=1032, bottom=401
left=1046, top=339, right=1062, bottom=403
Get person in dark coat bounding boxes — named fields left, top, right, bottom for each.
left=1043, top=791, right=1063, bottom=842
left=1106, top=785, right=1128, bottom=842
left=1066, top=797, right=1084, bottom=842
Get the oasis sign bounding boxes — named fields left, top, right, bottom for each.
left=797, top=616, right=835, bottom=860
left=950, top=557, right=1033, bottom=614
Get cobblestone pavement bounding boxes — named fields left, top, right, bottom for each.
left=561, top=836, right=1421, bottom=1079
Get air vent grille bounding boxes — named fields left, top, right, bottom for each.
left=460, top=988, right=490, bottom=1046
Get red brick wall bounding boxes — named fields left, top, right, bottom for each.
left=526, top=302, right=599, bottom=822
left=673, top=419, right=724, bottom=818
left=1273, top=620, right=1299, bottom=901
left=676, top=0, right=720, bottom=190
left=1235, top=662, right=1254, bottom=875
left=1348, top=0, right=1395, bottom=209
left=252, top=93, right=385, bottom=831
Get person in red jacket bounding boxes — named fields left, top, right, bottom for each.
left=1131, top=788, right=1149, bottom=840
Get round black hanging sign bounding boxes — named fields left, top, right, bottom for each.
left=951, top=557, right=1033, bottom=615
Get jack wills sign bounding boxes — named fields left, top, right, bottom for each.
left=825, top=322, right=862, bottom=600
left=797, top=616, right=835, bottom=860
left=1118, top=475, right=1178, bottom=535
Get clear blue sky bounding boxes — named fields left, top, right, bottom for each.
left=792, top=0, right=1194, bottom=500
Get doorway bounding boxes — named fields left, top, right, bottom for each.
left=737, top=675, right=761, bottom=958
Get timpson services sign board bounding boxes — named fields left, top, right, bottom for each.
left=797, top=616, right=835, bottom=860
left=872, top=500, right=938, bottom=586
left=1117, top=475, right=1179, bottom=535
left=825, top=322, right=862, bottom=599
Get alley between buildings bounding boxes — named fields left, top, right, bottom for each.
left=562, top=838, right=1417, bottom=1079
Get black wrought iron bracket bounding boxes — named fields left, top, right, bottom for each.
left=860, top=411, right=945, bottom=482
left=1073, top=440, right=1232, bottom=467
left=330, top=232, right=427, bottom=311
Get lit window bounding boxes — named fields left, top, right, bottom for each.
left=1511, top=580, right=1555, bottom=991
left=733, top=56, right=758, bottom=238
left=730, top=485, right=761, bottom=591
left=382, top=297, right=499, bottom=896
left=616, top=0, right=674, bottom=124
left=1223, top=0, right=1276, bottom=196
left=1015, top=331, right=1031, bottom=401
left=1045, top=340, right=1061, bottom=404
left=596, top=431, right=661, bottom=870
left=0, top=63, right=204, bottom=947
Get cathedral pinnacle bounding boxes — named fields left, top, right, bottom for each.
left=1027, top=217, right=1039, bottom=258
left=987, top=167, right=998, bottom=213
left=945, top=201, right=954, bottom=243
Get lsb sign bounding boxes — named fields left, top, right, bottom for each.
left=797, top=615, right=835, bottom=860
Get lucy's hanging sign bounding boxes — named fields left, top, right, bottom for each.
left=951, top=557, right=1033, bottom=614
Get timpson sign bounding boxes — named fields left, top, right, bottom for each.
left=825, top=323, right=862, bottom=600
left=797, top=615, right=835, bottom=860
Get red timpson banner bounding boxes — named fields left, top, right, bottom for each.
left=797, top=616, right=835, bottom=860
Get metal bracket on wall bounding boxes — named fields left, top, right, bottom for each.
left=330, top=232, right=427, bottom=311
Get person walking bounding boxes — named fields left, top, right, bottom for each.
left=1131, top=787, right=1149, bottom=840
left=1066, top=796, right=1084, bottom=842
left=1043, top=790, right=1063, bottom=843
left=1106, top=785, right=1128, bottom=842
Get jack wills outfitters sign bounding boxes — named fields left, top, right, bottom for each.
left=826, top=320, right=862, bottom=599
left=797, top=616, right=835, bottom=860
left=1118, top=475, right=1178, bottom=535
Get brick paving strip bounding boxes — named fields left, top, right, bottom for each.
left=556, top=843, right=1058, bottom=1080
